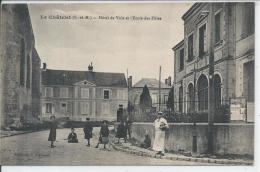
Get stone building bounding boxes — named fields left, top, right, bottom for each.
left=0, top=4, right=42, bottom=128
left=128, top=77, right=171, bottom=112
left=172, top=3, right=254, bottom=122
left=41, top=64, right=128, bottom=121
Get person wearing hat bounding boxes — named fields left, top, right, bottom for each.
left=83, top=118, right=93, bottom=146
left=48, top=115, right=57, bottom=148
left=68, top=128, right=79, bottom=143
left=152, top=111, right=168, bottom=156
left=95, top=120, right=110, bottom=149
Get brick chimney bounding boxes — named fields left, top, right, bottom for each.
left=128, top=76, right=132, bottom=88
left=167, top=76, right=171, bottom=86
left=88, top=62, right=93, bottom=71
left=165, top=76, right=171, bottom=86
left=42, top=63, right=47, bottom=71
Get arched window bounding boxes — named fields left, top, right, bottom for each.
left=187, top=83, right=195, bottom=112
left=26, top=55, right=31, bottom=88
left=179, top=86, right=183, bottom=113
left=214, top=74, right=222, bottom=108
left=198, top=74, right=208, bottom=111
left=20, top=39, right=25, bottom=86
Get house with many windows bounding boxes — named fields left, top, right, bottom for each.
left=172, top=3, right=254, bottom=122
left=41, top=64, right=128, bottom=121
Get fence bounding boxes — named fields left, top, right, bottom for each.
left=130, top=99, right=231, bottom=123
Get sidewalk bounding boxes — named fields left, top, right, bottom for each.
left=110, top=137, right=253, bottom=165
left=0, top=130, right=39, bottom=138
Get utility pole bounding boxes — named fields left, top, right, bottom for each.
left=159, top=66, right=161, bottom=111
left=208, top=3, right=215, bottom=155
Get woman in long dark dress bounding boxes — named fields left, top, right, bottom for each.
left=48, top=115, right=57, bottom=148
left=116, top=121, right=127, bottom=143
left=83, top=118, right=93, bottom=146
left=95, top=120, right=109, bottom=149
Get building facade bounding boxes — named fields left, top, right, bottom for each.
left=129, top=78, right=171, bottom=112
left=41, top=65, right=128, bottom=121
left=172, top=3, right=254, bottom=122
left=0, top=4, right=42, bottom=128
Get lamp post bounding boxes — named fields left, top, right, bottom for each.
left=159, top=66, right=162, bottom=111
left=207, top=4, right=215, bottom=155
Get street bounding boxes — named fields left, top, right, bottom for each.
left=0, top=128, right=211, bottom=165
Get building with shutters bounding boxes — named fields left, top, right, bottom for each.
left=41, top=64, right=128, bottom=121
left=172, top=3, right=254, bottom=122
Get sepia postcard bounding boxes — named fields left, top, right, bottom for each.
left=0, top=0, right=256, bottom=167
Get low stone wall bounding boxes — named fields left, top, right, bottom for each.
left=128, top=123, right=254, bottom=156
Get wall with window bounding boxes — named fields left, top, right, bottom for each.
left=0, top=4, right=41, bottom=127
left=173, top=42, right=185, bottom=84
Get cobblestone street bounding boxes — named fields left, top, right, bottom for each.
left=0, top=128, right=212, bottom=165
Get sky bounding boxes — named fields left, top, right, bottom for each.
left=28, top=3, right=193, bottom=84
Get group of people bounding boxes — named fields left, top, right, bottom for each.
left=48, top=112, right=169, bottom=156
left=48, top=117, right=110, bottom=149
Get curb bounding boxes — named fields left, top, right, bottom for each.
left=110, top=141, right=253, bottom=165
left=0, top=130, right=44, bottom=138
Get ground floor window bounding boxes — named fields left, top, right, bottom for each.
left=46, top=103, right=53, bottom=113
left=214, top=74, right=222, bottom=108
left=179, top=86, right=183, bottom=113
left=243, top=60, right=254, bottom=102
left=60, top=102, right=67, bottom=113
left=198, top=74, right=208, bottom=111
left=81, top=102, right=89, bottom=115
left=187, top=83, right=195, bottom=112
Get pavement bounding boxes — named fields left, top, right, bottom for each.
left=0, top=128, right=214, bottom=165
left=110, top=137, right=253, bottom=165
left=0, top=130, right=36, bottom=138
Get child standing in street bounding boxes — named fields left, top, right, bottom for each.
left=95, top=120, right=109, bottom=149
left=48, top=115, right=57, bottom=148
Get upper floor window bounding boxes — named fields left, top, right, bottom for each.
left=81, top=88, right=89, bottom=99
left=60, top=87, right=69, bottom=98
left=45, top=87, right=53, bottom=97
left=179, top=48, right=184, bottom=71
left=20, top=39, right=25, bottom=86
left=215, top=12, right=221, bottom=44
left=104, top=90, right=110, bottom=100
left=242, top=3, right=255, bottom=38
left=199, top=24, right=207, bottom=57
left=26, top=55, right=31, bottom=88
left=187, top=34, right=194, bottom=62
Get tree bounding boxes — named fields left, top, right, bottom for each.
left=167, top=86, right=174, bottom=111
left=139, top=85, right=152, bottom=111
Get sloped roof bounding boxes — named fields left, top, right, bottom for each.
left=133, top=78, right=171, bottom=89
left=42, top=69, right=127, bottom=87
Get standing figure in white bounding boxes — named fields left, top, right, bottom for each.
left=152, top=111, right=169, bottom=156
